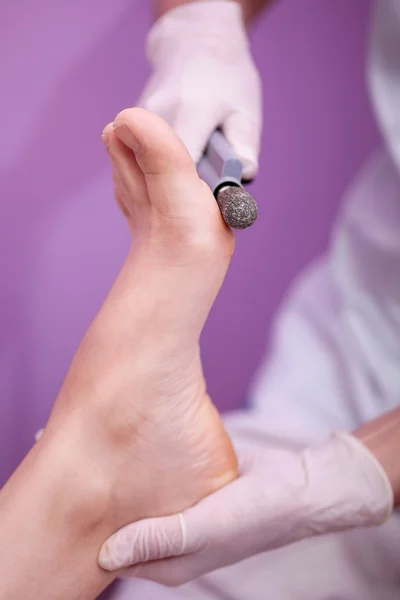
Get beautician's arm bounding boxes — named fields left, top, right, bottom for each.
left=355, top=407, right=400, bottom=504
left=156, top=0, right=274, bottom=23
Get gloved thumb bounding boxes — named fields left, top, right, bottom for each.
left=98, top=513, right=185, bottom=571
left=223, top=111, right=261, bottom=180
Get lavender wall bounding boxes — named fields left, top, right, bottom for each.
left=0, top=0, right=379, bottom=485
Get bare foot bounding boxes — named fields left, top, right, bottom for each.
left=49, top=108, right=237, bottom=525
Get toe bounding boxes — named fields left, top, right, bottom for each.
left=102, top=122, right=150, bottom=224
left=112, top=108, right=219, bottom=229
left=113, top=108, right=195, bottom=177
left=112, top=169, right=131, bottom=221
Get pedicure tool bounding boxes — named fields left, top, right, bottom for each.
left=197, top=131, right=258, bottom=229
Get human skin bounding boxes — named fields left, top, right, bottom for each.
left=355, top=407, right=400, bottom=505
left=156, top=0, right=274, bottom=23
left=0, top=108, right=238, bottom=599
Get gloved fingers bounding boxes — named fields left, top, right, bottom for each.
left=99, top=504, right=218, bottom=586
left=123, top=553, right=203, bottom=587
left=98, top=513, right=184, bottom=572
left=115, top=473, right=262, bottom=586
left=138, top=86, right=216, bottom=165
left=171, top=102, right=223, bottom=166
left=223, top=111, right=262, bottom=180
left=98, top=487, right=222, bottom=574
left=98, top=472, right=257, bottom=575
left=137, top=86, right=174, bottom=125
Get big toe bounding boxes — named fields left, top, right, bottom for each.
left=112, top=108, right=226, bottom=239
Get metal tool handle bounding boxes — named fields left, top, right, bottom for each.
left=197, top=131, right=258, bottom=229
left=197, top=131, right=243, bottom=196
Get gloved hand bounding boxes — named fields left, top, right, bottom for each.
left=139, top=0, right=262, bottom=179
left=98, top=432, right=393, bottom=585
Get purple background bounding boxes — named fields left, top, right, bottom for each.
left=0, top=0, right=379, bottom=485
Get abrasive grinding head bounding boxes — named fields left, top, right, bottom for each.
left=217, top=186, right=258, bottom=229
left=197, top=130, right=259, bottom=230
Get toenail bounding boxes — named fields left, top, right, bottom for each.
left=113, top=124, right=142, bottom=154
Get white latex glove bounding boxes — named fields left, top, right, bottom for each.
left=98, top=432, right=393, bottom=585
left=34, top=428, right=44, bottom=442
left=139, top=0, right=262, bottom=179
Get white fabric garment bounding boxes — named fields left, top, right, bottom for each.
left=113, top=1, right=400, bottom=598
